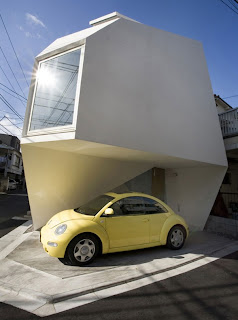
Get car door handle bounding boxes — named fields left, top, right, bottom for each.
left=142, top=218, right=149, bottom=222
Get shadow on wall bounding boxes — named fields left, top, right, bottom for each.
left=111, top=169, right=153, bottom=194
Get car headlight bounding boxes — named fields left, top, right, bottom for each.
left=55, top=224, right=67, bottom=235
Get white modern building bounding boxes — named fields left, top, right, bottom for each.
left=21, top=12, right=227, bottom=230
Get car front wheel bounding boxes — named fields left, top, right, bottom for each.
left=166, top=226, right=186, bottom=250
left=66, top=234, right=99, bottom=266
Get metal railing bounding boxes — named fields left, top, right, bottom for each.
left=219, top=108, right=238, bottom=138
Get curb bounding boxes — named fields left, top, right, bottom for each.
left=0, top=220, right=33, bottom=260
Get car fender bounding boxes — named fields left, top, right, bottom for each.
left=63, top=219, right=110, bottom=254
left=160, top=215, right=188, bottom=245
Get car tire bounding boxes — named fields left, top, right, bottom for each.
left=58, top=256, right=72, bottom=266
left=66, top=233, right=99, bottom=266
left=166, top=225, right=186, bottom=250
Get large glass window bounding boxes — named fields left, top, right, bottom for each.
left=30, top=48, right=81, bottom=131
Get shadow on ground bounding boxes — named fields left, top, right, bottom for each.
left=6, top=231, right=237, bottom=279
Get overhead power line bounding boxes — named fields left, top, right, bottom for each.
left=0, top=110, right=24, bottom=121
left=218, top=0, right=238, bottom=14
left=229, top=0, right=238, bottom=10
left=1, top=115, right=22, bottom=131
left=0, top=82, right=27, bottom=101
left=0, top=124, right=11, bottom=135
left=222, top=94, right=238, bottom=99
left=4, top=122, right=23, bottom=126
left=0, top=65, right=16, bottom=92
left=0, top=94, right=24, bottom=120
left=0, top=67, right=27, bottom=109
left=0, top=45, right=27, bottom=98
left=0, top=87, right=26, bottom=102
left=228, top=0, right=238, bottom=10
left=0, top=13, right=29, bottom=87
left=0, top=116, right=14, bottom=135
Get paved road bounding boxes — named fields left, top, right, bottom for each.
left=1, top=250, right=238, bottom=320
left=0, top=189, right=29, bottom=237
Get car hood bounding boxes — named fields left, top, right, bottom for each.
left=47, top=209, right=95, bottom=228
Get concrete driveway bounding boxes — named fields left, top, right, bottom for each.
left=0, top=221, right=238, bottom=317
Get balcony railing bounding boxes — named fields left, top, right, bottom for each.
left=219, top=108, right=238, bottom=138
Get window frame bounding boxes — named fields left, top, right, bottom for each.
left=106, top=195, right=169, bottom=217
left=27, top=45, right=85, bottom=136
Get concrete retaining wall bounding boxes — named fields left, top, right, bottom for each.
left=205, top=215, right=238, bottom=239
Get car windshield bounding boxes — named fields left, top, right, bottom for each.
left=74, top=195, right=114, bottom=216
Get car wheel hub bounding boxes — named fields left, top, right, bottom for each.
left=74, top=239, right=95, bottom=262
left=80, top=245, right=89, bottom=255
left=171, top=230, right=183, bottom=247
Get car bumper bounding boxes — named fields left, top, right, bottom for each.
left=40, top=225, right=68, bottom=258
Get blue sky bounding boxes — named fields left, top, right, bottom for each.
left=0, top=0, right=237, bottom=137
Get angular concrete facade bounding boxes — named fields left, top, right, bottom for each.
left=21, top=12, right=227, bottom=230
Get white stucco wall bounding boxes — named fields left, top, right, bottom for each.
left=216, top=105, right=227, bottom=114
left=77, top=18, right=226, bottom=167
left=22, top=144, right=151, bottom=229
left=165, top=166, right=227, bottom=230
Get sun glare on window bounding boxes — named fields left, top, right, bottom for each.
left=30, top=48, right=81, bottom=131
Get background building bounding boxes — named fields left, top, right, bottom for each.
left=205, top=94, right=238, bottom=238
left=0, top=134, right=23, bottom=191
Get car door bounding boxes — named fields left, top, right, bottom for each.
left=105, top=196, right=150, bottom=249
left=143, top=197, right=170, bottom=243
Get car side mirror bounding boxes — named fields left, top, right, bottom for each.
left=104, top=208, right=114, bottom=216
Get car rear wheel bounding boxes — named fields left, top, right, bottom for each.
left=66, top=234, right=99, bottom=266
left=166, top=225, right=186, bottom=250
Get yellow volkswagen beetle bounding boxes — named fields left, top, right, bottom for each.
left=40, top=192, right=189, bottom=266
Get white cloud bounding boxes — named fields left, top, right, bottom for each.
left=18, top=25, right=24, bottom=31
left=26, top=13, right=46, bottom=28
left=17, top=24, right=43, bottom=39
left=25, top=31, right=32, bottom=38
left=0, top=115, right=22, bottom=139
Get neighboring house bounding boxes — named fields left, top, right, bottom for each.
left=205, top=96, right=238, bottom=238
left=0, top=134, right=23, bottom=180
left=21, top=12, right=227, bottom=230
left=218, top=99, right=238, bottom=211
left=215, top=94, right=233, bottom=114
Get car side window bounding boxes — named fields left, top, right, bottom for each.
left=143, top=197, right=168, bottom=214
left=110, top=196, right=145, bottom=216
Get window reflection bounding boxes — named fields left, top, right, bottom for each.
left=30, top=48, right=81, bottom=131
left=111, top=197, right=145, bottom=216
